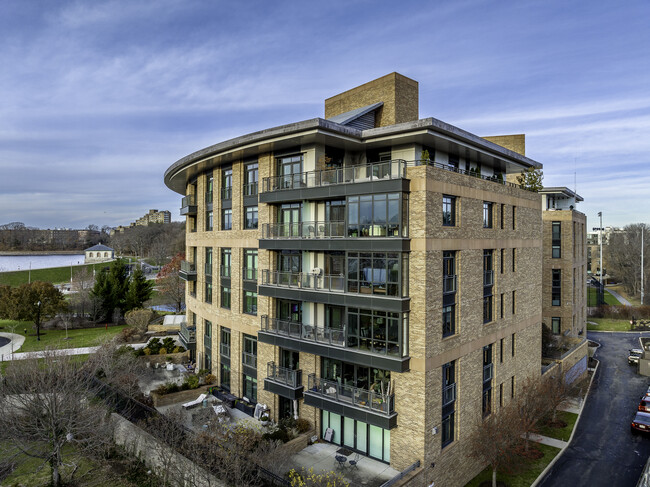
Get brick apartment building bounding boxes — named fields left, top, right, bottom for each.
left=165, top=73, right=545, bottom=486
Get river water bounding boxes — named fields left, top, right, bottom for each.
left=0, top=254, right=86, bottom=272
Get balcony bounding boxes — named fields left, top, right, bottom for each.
left=304, top=374, right=397, bottom=429
left=179, top=323, right=196, bottom=350
left=264, top=361, right=304, bottom=400
left=262, top=221, right=345, bottom=239
left=261, top=270, right=344, bottom=292
left=180, top=195, right=197, bottom=215
left=242, top=267, right=258, bottom=281
left=443, top=275, right=457, bottom=294
left=262, top=160, right=406, bottom=193
left=259, top=316, right=409, bottom=373
left=179, top=260, right=197, bottom=281
left=260, top=316, right=346, bottom=347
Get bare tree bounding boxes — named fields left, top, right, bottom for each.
left=0, top=350, right=113, bottom=487
left=515, top=376, right=549, bottom=452
left=71, top=266, right=95, bottom=319
left=606, top=224, right=650, bottom=302
left=466, top=403, right=521, bottom=487
left=156, top=253, right=185, bottom=312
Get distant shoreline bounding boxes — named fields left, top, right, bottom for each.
left=0, top=250, right=83, bottom=256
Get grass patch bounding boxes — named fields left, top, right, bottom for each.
left=464, top=443, right=561, bottom=487
left=537, top=410, right=579, bottom=442
left=0, top=262, right=110, bottom=287
left=587, top=318, right=632, bottom=331
left=608, top=284, right=641, bottom=306
left=588, top=287, right=621, bottom=306
left=0, top=319, right=126, bottom=352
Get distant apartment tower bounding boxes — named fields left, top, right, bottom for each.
left=586, top=226, right=623, bottom=278
left=540, top=188, right=587, bottom=337
left=135, top=209, right=171, bottom=226
left=164, top=73, right=544, bottom=487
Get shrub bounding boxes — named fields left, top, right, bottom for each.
left=143, top=347, right=151, bottom=356
left=147, top=337, right=162, bottom=354
left=185, top=375, right=200, bottom=389
left=166, top=382, right=180, bottom=394
left=197, top=369, right=209, bottom=377
left=296, top=418, right=311, bottom=433
left=204, top=374, right=216, bottom=385
left=133, top=348, right=144, bottom=357
left=162, top=337, right=176, bottom=350
left=159, top=347, right=167, bottom=355
left=263, top=428, right=290, bottom=443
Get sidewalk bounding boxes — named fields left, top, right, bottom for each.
left=3, top=346, right=100, bottom=361
left=605, top=287, right=632, bottom=306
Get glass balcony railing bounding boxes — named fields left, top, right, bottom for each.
left=179, top=324, right=196, bottom=344
left=242, top=351, right=257, bottom=369
left=180, top=260, right=196, bottom=274
left=260, top=316, right=346, bottom=347
left=443, top=275, right=457, bottom=294
left=262, top=160, right=406, bottom=193
left=242, top=268, right=258, bottom=281
left=261, top=270, right=345, bottom=292
left=180, top=195, right=197, bottom=215
left=306, top=373, right=395, bottom=416
left=266, top=361, right=302, bottom=389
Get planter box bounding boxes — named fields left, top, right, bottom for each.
left=141, top=351, right=189, bottom=366
left=234, top=401, right=256, bottom=416
left=151, top=384, right=213, bottom=408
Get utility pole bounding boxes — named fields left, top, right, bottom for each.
left=598, top=212, right=604, bottom=305
left=642, top=226, right=645, bottom=306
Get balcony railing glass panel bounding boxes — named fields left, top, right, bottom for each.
left=261, top=270, right=345, bottom=292
left=266, top=361, right=302, bottom=388
left=307, top=373, right=395, bottom=416
left=260, top=316, right=346, bottom=347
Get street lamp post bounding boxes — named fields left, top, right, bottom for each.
left=35, top=300, right=42, bottom=341
left=642, top=226, right=645, bottom=306
left=598, top=212, right=604, bottom=305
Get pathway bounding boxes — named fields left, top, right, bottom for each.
left=605, top=287, right=632, bottom=306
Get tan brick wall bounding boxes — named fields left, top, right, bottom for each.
left=324, top=72, right=418, bottom=127
left=483, top=134, right=526, bottom=156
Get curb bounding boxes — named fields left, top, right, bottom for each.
left=588, top=330, right=650, bottom=334
left=531, top=358, right=600, bottom=487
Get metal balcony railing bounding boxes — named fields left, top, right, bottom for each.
left=306, top=374, right=395, bottom=416
left=179, top=324, right=196, bottom=344
left=180, top=260, right=196, bottom=274
left=243, top=182, right=258, bottom=196
left=260, top=316, right=346, bottom=347
left=261, top=221, right=346, bottom=239
left=221, top=187, right=232, bottom=200
left=221, top=265, right=231, bottom=278
left=483, top=270, right=494, bottom=286
left=242, top=268, right=257, bottom=281
left=204, top=262, right=213, bottom=276
left=262, top=160, right=407, bottom=193
left=266, top=361, right=302, bottom=388
left=261, top=270, right=345, bottom=292
left=242, top=351, right=257, bottom=369
left=443, top=275, right=457, bottom=294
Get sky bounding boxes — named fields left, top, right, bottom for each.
left=1, top=0, right=649, bottom=231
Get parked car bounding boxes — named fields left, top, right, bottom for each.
left=640, top=397, right=650, bottom=412
left=632, top=411, right=650, bottom=433
left=629, top=349, right=644, bottom=365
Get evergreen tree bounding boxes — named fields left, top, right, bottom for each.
left=91, top=259, right=129, bottom=322
left=125, top=267, right=154, bottom=312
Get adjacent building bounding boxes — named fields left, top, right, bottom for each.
left=135, top=209, right=172, bottom=226
left=84, top=243, right=115, bottom=264
left=164, top=73, right=544, bottom=486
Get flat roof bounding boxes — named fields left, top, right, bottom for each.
left=540, top=186, right=584, bottom=202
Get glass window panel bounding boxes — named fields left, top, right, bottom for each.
left=343, top=417, right=355, bottom=448
left=329, top=413, right=342, bottom=445
left=383, top=429, right=390, bottom=462
left=369, top=425, right=383, bottom=459
left=356, top=422, right=368, bottom=453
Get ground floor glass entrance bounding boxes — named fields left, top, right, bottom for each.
left=321, top=410, right=390, bottom=463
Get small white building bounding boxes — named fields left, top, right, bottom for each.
left=84, top=243, right=115, bottom=264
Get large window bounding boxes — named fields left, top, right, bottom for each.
left=347, top=252, right=406, bottom=297
left=244, top=206, right=258, bottom=229
left=483, top=202, right=493, bottom=228
left=442, top=195, right=456, bottom=226
left=346, top=308, right=403, bottom=357
left=205, top=281, right=212, bottom=304
left=206, top=211, right=213, bottom=231
left=221, top=209, right=232, bottom=230
left=221, top=286, right=231, bottom=309
left=205, top=247, right=212, bottom=276
left=277, top=154, right=303, bottom=189
left=552, top=221, right=561, bottom=258
left=347, top=193, right=402, bottom=237
left=242, top=334, right=257, bottom=368
left=442, top=361, right=456, bottom=447
left=220, top=363, right=230, bottom=391
left=321, top=358, right=390, bottom=397
left=221, top=168, right=232, bottom=200
left=443, top=251, right=457, bottom=337
left=205, top=173, right=213, bottom=204
left=221, top=248, right=231, bottom=278
left=483, top=250, right=494, bottom=323
left=552, top=269, right=561, bottom=306
left=552, top=317, right=561, bottom=334
left=482, top=345, right=493, bottom=417
left=243, top=249, right=258, bottom=281
left=242, top=374, right=257, bottom=403
left=220, top=327, right=230, bottom=357
left=204, top=319, right=212, bottom=338
left=244, top=162, right=258, bottom=196
left=244, top=291, right=257, bottom=315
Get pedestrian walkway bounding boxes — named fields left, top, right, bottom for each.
left=528, top=433, right=568, bottom=449
left=0, top=333, right=25, bottom=360
left=3, top=346, right=101, bottom=361
left=605, top=287, right=631, bottom=306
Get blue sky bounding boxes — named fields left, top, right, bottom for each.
left=1, top=0, right=648, bottom=230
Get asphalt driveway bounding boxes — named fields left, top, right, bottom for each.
left=538, top=331, right=650, bottom=487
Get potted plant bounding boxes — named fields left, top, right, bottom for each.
left=260, top=414, right=270, bottom=426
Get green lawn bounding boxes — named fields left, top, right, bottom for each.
left=0, top=319, right=126, bottom=352
left=0, top=261, right=110, bottom=287
left=537, top=411, right=579, bottom=442
left=587, top=318, right=632, bottom=331
left=608, top=284, right=642, bottom=306
left=588, top=287, right=622, bottom=306
left=464, top=443, right=561, bottom=487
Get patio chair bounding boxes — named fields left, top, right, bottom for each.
left=349, top=453, right=360, bottom=469
left=335, top=455, right=347, bottom=469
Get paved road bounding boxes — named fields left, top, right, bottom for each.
left=539, top=331, right=650, bottom=487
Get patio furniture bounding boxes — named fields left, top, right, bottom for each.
left=349, top=453, right=360, bottom=469
left=335, top=455, right=347, bottom=469
left=182, top=393, right=207, bottom=409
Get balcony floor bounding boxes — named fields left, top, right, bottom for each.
left=288, top=442, right=399, bottom=486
